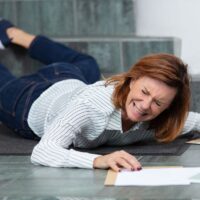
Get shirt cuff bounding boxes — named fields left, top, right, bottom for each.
left=68, top=149, right=100, bottom=169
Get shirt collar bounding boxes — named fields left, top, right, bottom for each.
left=106, top=109, right=147, bottom=132
left=106, top=109, right=123, bottom=132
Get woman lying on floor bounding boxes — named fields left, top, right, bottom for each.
left=0, top=19, right=199, bottom=172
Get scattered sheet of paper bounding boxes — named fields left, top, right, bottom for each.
left=186, top=138, right=200, bottom=144
left=190, top=173, right=200, bottom=183
left=114, top=167, right=200, bottom=186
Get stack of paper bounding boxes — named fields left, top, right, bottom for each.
left=105, top=167, right=200, bottom=186
left=187, top=138, right=200, bottom=144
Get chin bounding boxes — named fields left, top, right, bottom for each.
left=128, top=114, right=143, bottom=122
left=128, top=113, right=151, bottom=122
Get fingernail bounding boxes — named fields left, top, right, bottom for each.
left=137, top=167, right=142, bottom=171
left=119, top=169, right=121, bottom=172
left=131, top=168, right=135, bottom=171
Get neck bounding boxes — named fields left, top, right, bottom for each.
left=121, top=111, right=136, bottom=132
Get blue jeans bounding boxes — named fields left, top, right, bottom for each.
left=0, top=36, right=100, bottom=139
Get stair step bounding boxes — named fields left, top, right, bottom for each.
left=190, top=80, right=200, bottom=112
left=0, top=37, right=180, bottom=77
left=63, top=37, right=181, bottom=75
left=75, top=0, right=135, bottom=36
left=0, top=0, right=136, bottom=37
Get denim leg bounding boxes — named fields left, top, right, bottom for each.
left=0, top=64, right=43, bottom=138
left=0, top=63, right=15, bottom=88
left=0, top=63, right=16, bottom=122
left=0, top=71, right=49, bottom=139
left=28, top=36, right=101, bottom=84
left=37, top=62, right=89, bottom=85
left=0, top=61, right=90, bottom=139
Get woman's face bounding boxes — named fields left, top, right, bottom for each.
left=123, top=76, right=177, bottom=122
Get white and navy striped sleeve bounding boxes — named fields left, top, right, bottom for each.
left=182, top=111, right=200, bottom=134
left=31, top=100, right=102, bottom=169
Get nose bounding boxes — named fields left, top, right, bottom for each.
left=141, top=97, right=152, bottom=110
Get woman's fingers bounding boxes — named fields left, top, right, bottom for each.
left=93, top=150, right=142, bottom=172
left=114, top=157, right=133, bottom=171
left=118, top=150, right=142, bottom=170
left=109, top=160, right=121, bottom=172
left=110, top=151, right=141, bottom=172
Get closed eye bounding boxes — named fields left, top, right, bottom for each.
left=142, top=89, right=148, bottom=95
left=155, top=100, right=161, bottom=107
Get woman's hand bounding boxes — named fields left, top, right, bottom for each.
left=93, top=150, right=142, bottom=172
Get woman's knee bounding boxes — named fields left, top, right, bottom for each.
left=77, top=55, right=101, bottom=84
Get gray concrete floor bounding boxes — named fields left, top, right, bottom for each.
left=0, top=146, right=200, bottom=199
left=0, top=155, right=107, bottom=199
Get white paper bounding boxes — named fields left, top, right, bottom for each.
left=190, top=173, right=200, bottom=183
left=115, top=167, right=200, bottom=186
left=187, top=138, right=200, bottom=144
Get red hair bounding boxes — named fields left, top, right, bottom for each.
left=106, top=53, right=190, bottom=142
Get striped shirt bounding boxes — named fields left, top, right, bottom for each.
left=28, top=79, right=200, bottom=169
